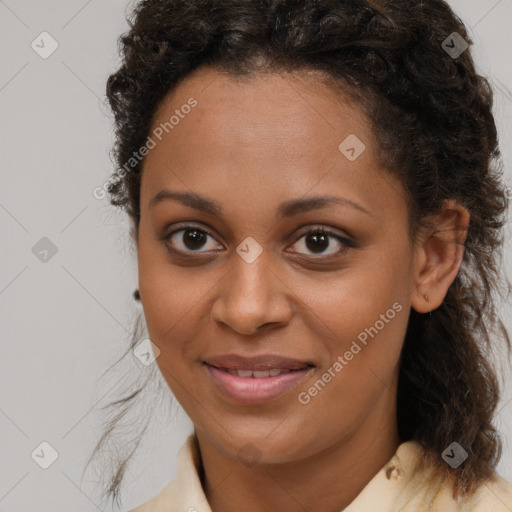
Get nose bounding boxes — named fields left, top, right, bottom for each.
left=210, top=250, right=293, bottom=336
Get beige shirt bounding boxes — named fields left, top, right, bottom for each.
left=130, top=434, right=512, bottom=511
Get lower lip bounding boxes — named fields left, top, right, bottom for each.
left=204, top=363, right=314, bottom=405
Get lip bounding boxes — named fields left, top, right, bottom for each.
left=204, top=355, right=315, bottom=405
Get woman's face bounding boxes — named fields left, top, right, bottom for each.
left=137, top=66, right=422, bottom=463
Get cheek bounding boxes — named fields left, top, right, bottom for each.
left=308, top=288, right=408, bottom=385
left=137, top=236, right=224, bottom=363
left=138, top=259, right=205, bottom=394
left=295, top=243, right=412, bottom=384
left=300, top=245, right=411, bottom=334
left=137, top=236, right=193, bottom=342
left=296, top=280, right=409, bottom=430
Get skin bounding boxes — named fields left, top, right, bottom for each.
left=135, top=66, right=469, bottom=512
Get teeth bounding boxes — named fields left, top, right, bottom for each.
left=231, top=369, right=292, bottom=378
left=215, top=366, right=297, bottom=377
left=252, top=370, right=270, bottom=378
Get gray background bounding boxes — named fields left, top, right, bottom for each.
left=0, top=0, right=511, bottom=510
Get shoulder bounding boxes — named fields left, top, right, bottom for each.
left=462, top=472, right=512, bottom=511
left=430, top=472, right=512, bottom=511
left=128, top=480, right=182, bottom=512
left=391, top=441, right=512, bottom=511
left=128, top=434, right=209, bottom=512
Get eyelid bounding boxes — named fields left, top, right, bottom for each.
left=292, top=224, right=353, bottom=243
left=164, top=222, right=215, bottom=240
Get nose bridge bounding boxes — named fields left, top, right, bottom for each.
left=232, top=246, right=273, bottom=300
left=212, top=243, right=291, bottom=334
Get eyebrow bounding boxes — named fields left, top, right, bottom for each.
left=149, top=190, right=371, bottom=218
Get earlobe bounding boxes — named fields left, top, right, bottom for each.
left=411, top=200, right=470, bottom=314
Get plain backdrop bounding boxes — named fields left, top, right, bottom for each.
left=1, top=0, right=511, bottom=510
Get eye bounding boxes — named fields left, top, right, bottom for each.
left=161, top=223, right=353, bottom=258
left=161, top=224, right=223, bottom=254
left=287, top=226, right=353, bottom=257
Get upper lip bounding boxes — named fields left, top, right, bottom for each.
left=204, top=354, right=313, bottom=371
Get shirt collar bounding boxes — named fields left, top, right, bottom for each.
left=130, top=434, right=426, bottom=512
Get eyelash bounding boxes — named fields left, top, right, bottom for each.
left=160, top=223, right=354, bottom=259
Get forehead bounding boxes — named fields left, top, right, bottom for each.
left=147, top=66, right=373, bottom=156
left=138, top=66, right=406, bottom=226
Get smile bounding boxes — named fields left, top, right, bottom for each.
left=214, top=368, right=294, bottom=378
left=204, top=362, right=314, bottom=404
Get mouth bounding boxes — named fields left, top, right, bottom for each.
left=203, top=354, right=315, bottom=404
left=203, top=353, right=313, bottom=372
left=205, top=366, right=305, bottom=378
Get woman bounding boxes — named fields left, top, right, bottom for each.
left=87, top=0, right=512, bottom=510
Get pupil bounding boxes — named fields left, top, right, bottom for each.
left=306, top=232, right=328, bottom=253
left=184, top=229, right=206, bottom=250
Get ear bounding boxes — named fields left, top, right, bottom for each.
left=410, top=199, right=470, bottom=314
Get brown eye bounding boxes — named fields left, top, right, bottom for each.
left=289, top=227, right=353, bottom=257
left=304, top=231, right=330, bottom=253
left=163, top=225, right=223, bottom=254
left=180, top=229, right=208, bottom=250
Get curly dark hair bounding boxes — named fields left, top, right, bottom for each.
left=85, top=0, right=511, bottom=508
